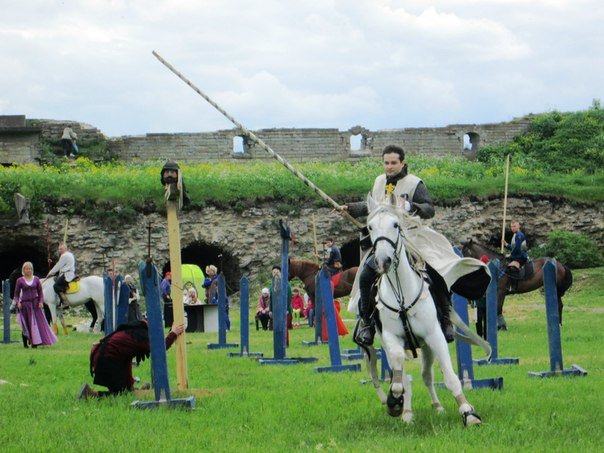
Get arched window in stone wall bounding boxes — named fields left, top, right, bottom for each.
left=233, top=136, right=245, bottom=154
left=463, top=132, right=480, bottom=152
left=350, top=133, right=363, bottom=151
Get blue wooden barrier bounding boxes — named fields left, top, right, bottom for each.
left=228, top=277, right=263, bottom=358
left=103, top=275, right=115, bottom=335
left=474, top=260, right=519, bottom=366
left=116, top=279, right=129, bottom=326
left=314, top=267, right=360, bottom=373
left=448, top=247, right=503, bottom=390
left=208, top=275, right=238, bottom=350
left=131, top=261, right=195, bottom=409
left=452, top=289, right=503, bottom=389
left=528, top=259, right=587, bottom=378
left=259, top=220, right=317, bottom=365
left=2, top=280, right=13, bottom=344
left=301, top=272, right=328, bottom=346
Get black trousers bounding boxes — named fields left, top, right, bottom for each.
left=476, top=306, right=487, bottom=340
left=53, top=274, right=69, bottom=295
left=61, top=139, right=73, bottom=156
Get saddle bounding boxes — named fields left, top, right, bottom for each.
left=506, top=261, right=534, bottom=281
left=505, top=261, right=533, bottom=293
left=66, top=276, right=81, bottom=294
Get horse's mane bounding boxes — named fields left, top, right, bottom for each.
left=367, top=202, right=422, bottom=231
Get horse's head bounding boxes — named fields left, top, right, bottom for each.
left=462, top=238, right=501, bottom=261
left=366, top=193, right=410, bottom=274
left=461, top=238, right=478, bottom=258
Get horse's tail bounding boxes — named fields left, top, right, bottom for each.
left=557, top=263, right=573, bottom=298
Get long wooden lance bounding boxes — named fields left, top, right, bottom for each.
left=152, top=51, right=363, bottom=230
left=500, top=153, right=511, bottom=252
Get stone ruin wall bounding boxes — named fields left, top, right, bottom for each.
left=107, top=119, right=532, bottom=163
left=0, top=115, right=532, bottom=164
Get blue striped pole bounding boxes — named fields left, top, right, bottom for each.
left=131, top=261, right=195, bottom=409
left=529, top=259, right=587, bottom=377
left=448, top=247, right=503, bottom=389
left=208, top=275, right=238, bottom=350
left=259, top=221, right=317, bottom=365
left=314, top=267, right=360, bottom=373
left=474, top=260, right=518, bottom=366
left=116, top=279, right=129, bottom=326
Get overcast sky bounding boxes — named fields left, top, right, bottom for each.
left=1, top=0, right=602, bottom=137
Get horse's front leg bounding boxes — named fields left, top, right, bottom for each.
left=423, top=330, right=482, bottom=426
left=57, top=309, right=69, bottom=335
left=381, top=330, right=410, bottom=420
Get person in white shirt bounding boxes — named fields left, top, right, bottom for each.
left=46, top=242, right=76, bottom=309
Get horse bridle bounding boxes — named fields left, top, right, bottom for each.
left=370, top=216, right=424, bottom=356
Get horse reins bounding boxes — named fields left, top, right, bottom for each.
left=371, top=227, right=423, bottom=357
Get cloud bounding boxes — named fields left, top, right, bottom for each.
left=0, top=0, right=602, bottom=136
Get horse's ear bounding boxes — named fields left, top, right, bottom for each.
left=388, top=192, right=398, bottom=206
left=367, top=193, right=378, bottom=212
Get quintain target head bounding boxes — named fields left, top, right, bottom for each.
left=161, top=161, right=182, bottom=202
left=161, top=161, right=180, bottom=185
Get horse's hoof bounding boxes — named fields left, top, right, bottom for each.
left=432, top=403, right=445, bottom=413
left=386, top=390, right=404, bottom=417
left=387, top=405, right=403, bottom=418
left=462, top=410, right=482, bottom=426
left=402, top=410, right=413, bottom=424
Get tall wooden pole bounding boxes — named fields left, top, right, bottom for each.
left=166, top=200, right=188, bottom=390
left=312, top=214, right=319, bottom=261
left=500, top=154, right=511, bottom=253
left=63, top=219, right=69, bottom=243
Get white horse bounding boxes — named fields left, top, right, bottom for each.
left=361, top=194, right=482, bottom=426
left=42, top=276, right=105, bottom=334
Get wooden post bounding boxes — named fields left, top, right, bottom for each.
left=166, top=200, right=188, bottom=390
left=312, top=214, right=319, bottom=261
left=501, top=153, right=511, bottom=252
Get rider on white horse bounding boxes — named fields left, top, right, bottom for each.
left=341, top=145, right=491, bottom=346
left=46, top=242, right=76, bottom=309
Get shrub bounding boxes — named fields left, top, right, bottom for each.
left=478, top=106, right=604, bottom=173
left=543, top=229, right=604, bottom=269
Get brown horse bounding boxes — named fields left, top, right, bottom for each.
left=287, top=259, right=357, bottom=301
left=461, top=239, right=572, bottom=330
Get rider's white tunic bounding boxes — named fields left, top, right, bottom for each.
left=48, top=252, right=76, bottom=282
left=349, top=173, right=490, bottom=313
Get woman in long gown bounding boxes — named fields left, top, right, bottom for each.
left=14, top=262, right=57, bottom=348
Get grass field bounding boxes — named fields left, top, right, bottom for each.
left=1, top=268, right=602, bottom=452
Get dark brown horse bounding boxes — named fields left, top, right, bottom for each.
left=461, top=239, right=572, bottom=330
left=287, top=259, right=357, bottom=301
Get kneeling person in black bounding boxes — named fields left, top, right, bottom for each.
left=77, top=321, right=184, bottom=398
